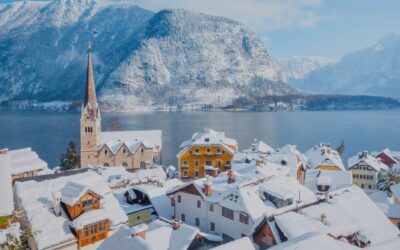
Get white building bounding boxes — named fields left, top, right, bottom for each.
left=168, top=169, right=316, bottom=242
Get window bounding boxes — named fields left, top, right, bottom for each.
left=83, top=199, right=87, bottom=207
left=99, top=221, right=104, bottom=231
left=104, top=163, right=109, bottom=167
left=195, top=148, right=200, bottom=154
left=85, top=127, right=87, bottom=133
left=122, top=162, right=128, bottom=168
left=178, top=195, right=181, bottom=203
left=183, top=160, right=188, bottom=166
left=206, top=148, right=211, bottom=153
left=206, top=160, right=212, bottom=166
left=217, top=161, right=222, bottom=167
left=92, top=224, right=97, bottom=234
left=361, top=184, right=365, bottom=188
left=183, top=170, right=188, bottom=177
left=194, top=160, right=199, bottom=167
left=239, top=212, right=249, bottom=224
left=210, top=222, right=215, bottom=231
left=123, top=149, right=126, bottom=154
left=197, top=200, right=201, bottom=208
left=195, top=218, right=200, bottom=226
left=140, top=161, right=146, bottom=169
left=368, top=185, right=372, bottom=189
left=195, top=170, right=199, bottom=178
left=84, top=226, right=89, bottom=237
left=222, top=206, right=234, bottom=220
left=181, top=213, right=186, bottom=222
left=87, top=197, right=93, bottom=206
left=209, top=204, right=214, bottom=211
left=141, top=148, right=144, bottom=153
left=216, top=148, right=221, bottom=154
left=226, top=161, right=231, bottom=166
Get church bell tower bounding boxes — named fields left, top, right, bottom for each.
left=80, top=42, right=101, bottom=168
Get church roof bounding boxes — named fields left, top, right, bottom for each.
left=84, top=43, right=97, bottom=108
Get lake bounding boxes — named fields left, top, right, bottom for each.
left=0, top=109, right=399, bottom=168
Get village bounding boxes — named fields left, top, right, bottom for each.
left=1, top=47, right=400, bottom=250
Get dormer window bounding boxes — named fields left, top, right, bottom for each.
left=205, top=138, right=210, bottom=142
left=105, top=150, right=107, bottom=155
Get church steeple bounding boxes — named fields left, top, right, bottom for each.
left=84, top=42, right=97, bottom=108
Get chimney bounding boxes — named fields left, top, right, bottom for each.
left=327, top=148, right=331, bottom=154
left=172, top=219, right=181, bottom=230
left=211, top=169, right=219, bottom=177
left=203, top=176, right=213, bottom=196
left=227, top=170, right=236, bottom=183
left=363, top=151, right=368, bottom=159
left=131, top=224, right=148, bottom=240
left=52, top=191, right=62, bottom=217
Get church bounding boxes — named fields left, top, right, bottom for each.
left=80, top=44, right=162, bottom=169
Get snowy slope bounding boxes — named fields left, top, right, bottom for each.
left=0, top=0, right=294, bottom=110
left=290, top=34, right=400, bottom=97
left=276, top=56, right=333, bottom=81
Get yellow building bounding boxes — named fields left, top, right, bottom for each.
left=305, top=143, right=345, bottom=171
left=177, top=129, right=237, bottom=179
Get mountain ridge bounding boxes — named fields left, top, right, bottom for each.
left=0, top=0, right=295, bottom=111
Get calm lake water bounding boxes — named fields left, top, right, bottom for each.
left=1, top=109, right=399, bottom=168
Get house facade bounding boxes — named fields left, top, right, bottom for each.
left=9, top=147, right=48, bottom=180
left=348, top=151, right=389, bottom=191
left=177, top=129, right=237, bottom=179
left=80, top=44, right=162, bottom=169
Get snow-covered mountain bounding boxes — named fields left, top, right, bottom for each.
left=0, top=0, right=294, bottom=110
left=276, top=56, right=333, bottom=81
left=290, top=34, right=400, bottom=98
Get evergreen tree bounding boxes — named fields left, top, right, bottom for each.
left=336, top=139, right=346, bottom=157
left=60, top=141, right=80, bottom=170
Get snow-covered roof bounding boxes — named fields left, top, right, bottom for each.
left=244, top=140, right=275, bottom=154
left=372, top=148, right=400, bottom=163
left=348, top=152, right=389, bottom=172
left=298, top=186, right=399, bottom=246
left=264, top=144, right=307, bottom=179
left=59, top=181, right=100, bottom=206
left=71, top=208, right=109, bottom=229
left=133, top=179, right=184, bottom=219
left=14, top=170, right=128, bottom=249
left=304, top=143, right=345, bottom=170
left=390, top=183, right=400, bottom=201
left=0, top=150, right=13, bottom=216
left=100, top=130, right=162, bottom=155
left=268, top=232, right=359, bottom=250
left=303, top=169, right=353, bottom=193
left=9, top=147, right=48, bottom=175
left=210, top=236, right=255, bottom=250
left=368, top=191, right=400, bottom=219
left=98, top=219, right=199, bottom=250
left=177, top=128, right=237, bottom=157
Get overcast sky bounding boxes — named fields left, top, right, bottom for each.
left=2, top=0, right=400, bottom=59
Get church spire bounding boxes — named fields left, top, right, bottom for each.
left=84, top=41, right=97, bottom=108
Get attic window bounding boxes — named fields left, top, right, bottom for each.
left=205, top=138, right=210, bottom=142
left=105, top=150, right=108, bottom=155
left=239, top=212, right=249, bottom=224
left=123, top=149, right=126, bottom=154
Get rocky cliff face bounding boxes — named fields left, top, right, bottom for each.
left=0, top=0, right=294, bottom=110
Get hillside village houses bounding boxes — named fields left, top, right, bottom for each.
left=348, top=151, right=390, bottom=191
left=2, top=44, right=400, bottom=249
left=80, top=44, right=162, bottom=169
left=177, top=129, right=238, bottom=179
